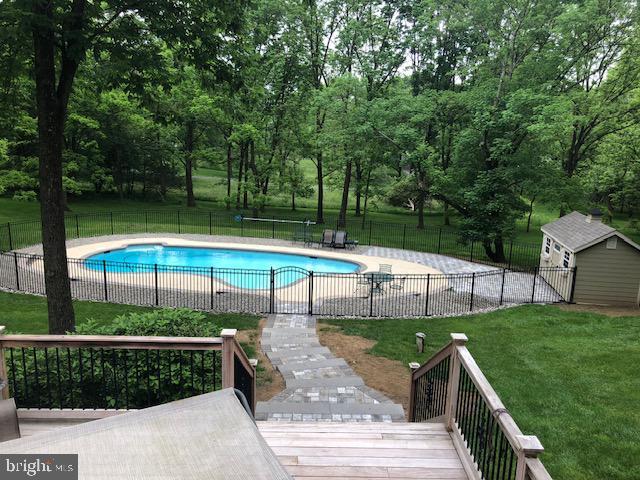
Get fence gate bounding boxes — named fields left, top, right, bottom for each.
left=272, top=267, right=311, bottom=315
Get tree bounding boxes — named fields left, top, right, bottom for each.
left=16, top=0, right=245, bottom=333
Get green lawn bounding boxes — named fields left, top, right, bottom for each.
left=0, top=291, right=259, bottom=334
left=320, top=305, right=640, bottom=480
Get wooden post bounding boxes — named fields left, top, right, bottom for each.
left=445, top=333, right=468, bottom=431
left=407, top=362, right=420, bottom=422
left=515, top=435, right=544, bottom=480
left=249, top=358, right=258, bottom=415
left=221, top=329, right=237, bottom=389
left=0, top=325, right=8, bottom=399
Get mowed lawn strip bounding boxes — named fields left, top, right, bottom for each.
left=320, top=305, right=640, bottom=480
left=0, top=291, right=259, bottom=334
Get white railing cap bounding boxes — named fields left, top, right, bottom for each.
left=220, top=329, right=238, bottom=338
left=516, top=435, right=544, bottom=456
left=450, top=333, right=468, bottom=344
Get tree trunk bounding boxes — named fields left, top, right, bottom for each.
left=236, top=145, right=244, bottom=209
left=416, top=169, right=426, bottom=230
left=316, top=151, right=324, bottom=224
left=482, top=237, right=506, bottom=263
left=226, top=142, right=232, bottom=209
left=337, top=159, right=352, bottom=229
left=361, top=167, right=372, bottom=229
left=354, top=160, right=362, bottom=216
left=32, top=0, right=80, bottom=334
left=526, top=197, right=535, bottom=232
left=443, top=202, right=450, bottom=226
left=291, top=191, right=296, bottom=211
left=184, top=121, right=196, bottom=207
left=242, top=145, right=249, bottom=209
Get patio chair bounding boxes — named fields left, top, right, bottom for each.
left=389, top=276, right=407, bottom=291
left=333, top=231, right=347, bottom=249
left=292, top=226, right=313, bottom=246
left=379, top=264, right=393, bottom=274
left=0, top=397, right=21, bottom=442
left=355, top=283, right=370, bottom=298
left=321, top=229, right=335, bottom=247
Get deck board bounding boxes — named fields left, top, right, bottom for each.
left=258, top=422, right=470, bottom=480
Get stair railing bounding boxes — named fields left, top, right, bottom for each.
left=409, top=333, right=552, bottom=480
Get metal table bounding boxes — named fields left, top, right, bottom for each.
left=0, top=389, right=291, bottom=479
left=363, top=271, right=394, bottom=293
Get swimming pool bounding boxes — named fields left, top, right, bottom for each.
left=84, top=244, right=359, bottom=289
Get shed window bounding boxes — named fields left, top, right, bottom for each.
left=563, top=251, right=571, bottom=268
left=606, top=237, right=617, bottom=249
left=553, top=243, right=561, bottom=253
left=544, top=237, right=551, bottom=255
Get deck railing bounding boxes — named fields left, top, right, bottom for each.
left=0, top=326, right=257, bottom=415
left=409, top=334, right=552, bottom=480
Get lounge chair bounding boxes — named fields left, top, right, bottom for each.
left=293, top=226, right=313, bottom=246
left=333, top=231, right=347, bottom=248
left=379, top=264, right=392, bottom=274
left=321, top=229, right=335, bottom=247
left=0, top=398, right=21, bottom=442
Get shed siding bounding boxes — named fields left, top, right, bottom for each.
left=573, top=239, right=640, bottom=306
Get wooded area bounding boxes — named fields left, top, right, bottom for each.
left=0, top=0, right=638, bottom=331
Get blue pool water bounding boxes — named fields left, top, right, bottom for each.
left=84, top=244, right=359, bottom=289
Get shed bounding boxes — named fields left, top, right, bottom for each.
left=539, top=210, right=640, bottom=306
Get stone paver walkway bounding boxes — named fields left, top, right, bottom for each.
left=255, top=313, right=405, bottom=423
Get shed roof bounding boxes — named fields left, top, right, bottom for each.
left=541, top=211, right=640, bottom=254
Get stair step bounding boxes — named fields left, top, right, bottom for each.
left=255, top=401, right=406, bottom=418
left=285, top=377, right=365, bottom=389
left=276, top=358, right=348, bottom=373
left=266, top=346, right=332, bottom=360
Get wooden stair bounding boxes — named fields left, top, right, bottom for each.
left=257, top=421, right=470, bottom=479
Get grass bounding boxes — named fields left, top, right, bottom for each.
left=0, top=291, right=259, bottom=334
left=320, top=305, right=640, bottom=480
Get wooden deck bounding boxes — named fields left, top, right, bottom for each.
left=16, top=416, right=470, bottom=479
left=258, top=421, right=470, bottom=479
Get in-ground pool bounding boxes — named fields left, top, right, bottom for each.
left=84, top=244, right=359, bottom=289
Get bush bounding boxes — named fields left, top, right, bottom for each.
left=75, top=308, right=222, bottom=338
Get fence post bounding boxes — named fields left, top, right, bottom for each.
left=0, top=325, right=9, bottom=400
left=75, top=214, right=80, bottom=238
left=515, top=435, right=545, bottom=480
left=272, top=216, right=275, bottom=239
left=110, top=212, right=114, bottom=235
left=402, top=224, right=407, bottom=250
left=13, top=252, right=19, bottom=291
left=221, top=329, right=237, bottom=389
left=209, top=212, right=213, bottom=236
left=269, top=268, right=275, bottom=314
left=569, top=267, right=578, bottom=303
left=369, top=276, right=374, bottom=317
left=145, top=212, right=148, bottom=232
left=210, top=267, right=214, bottom=310
left=437, top=228, right=442, bottom=254
left=470, top=241, right=474, bottom=263
left=308, top=271, right=314, bottom=315
left=407, top=362, right=420, bottom=422
left=499, top=268, right=506, bottom=305
left=102, top=260, right=108, bottom=301
left=469, top=273, right=475, bottom=311
left=424, top=274, right=431, bottom=316
left=177, top=211, right=181, bottom=234
left=6, top=222, right=13, bottom=251
left=530, top=266, right=538, bottom=303
left=241, top=218, right=244, bottom=237
left=445, top=333, right=468, bottom=431
left=154, top=264, right=159, bottom=306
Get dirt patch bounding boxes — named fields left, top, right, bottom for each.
left=317, top=324, right=411, bottom=414
left=237, top=318, right=285, bottom=402
left=559, top=304, right=640, bottom=317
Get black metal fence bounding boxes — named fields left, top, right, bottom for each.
left=0, top=210, right=541, bottom=270
left=0, top=251, right=575, bottom=317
